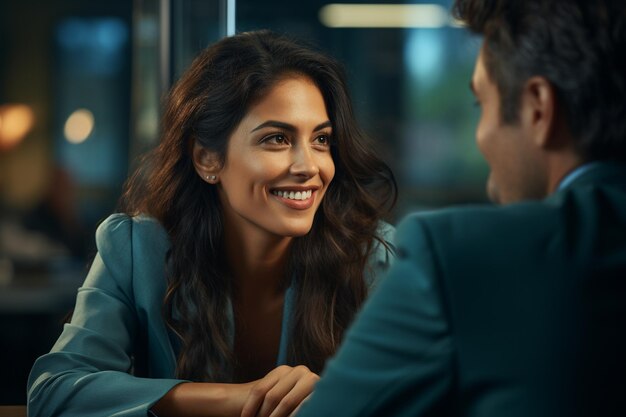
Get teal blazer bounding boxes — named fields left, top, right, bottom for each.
left=27, top=214, right=394, bottom=417
left=297, top=163, right=626, bottom=417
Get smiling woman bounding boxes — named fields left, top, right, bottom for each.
left=197, top=76, right=336, bottom=240
left=26, top=31, right=397, bottom=417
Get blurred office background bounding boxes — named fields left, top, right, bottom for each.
left=0, top=0, right=484, bottom=404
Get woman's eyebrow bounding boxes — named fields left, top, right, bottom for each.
left=250, top=120, right=296, bottom=133
left=250, top=120, right=332, bottom=133
left=314, top=121, right=332, bottom=131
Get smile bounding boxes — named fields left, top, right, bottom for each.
left=271, top=190, right=313, bottom=200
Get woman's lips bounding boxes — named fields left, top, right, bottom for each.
left=270, top=189, right=317, bottom=210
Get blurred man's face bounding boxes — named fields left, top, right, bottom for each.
left=471, top=47, right=545, bottom=204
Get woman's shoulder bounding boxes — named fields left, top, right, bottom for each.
left=96, top=213, right=168, bottom=244
left=365, top=221, right=396, bottom=289
left=95, top=213, right=170, bottom=265
left=93, top=213, right=170, bottom=300
left=373, top=220, right=395, bottom=259
left=376, top=220, right=395, bottom=245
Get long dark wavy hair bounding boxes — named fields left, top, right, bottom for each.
left=119, top=30, right=397, bottom=382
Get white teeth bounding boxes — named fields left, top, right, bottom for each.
left=272, top=190, right=313, bottom=200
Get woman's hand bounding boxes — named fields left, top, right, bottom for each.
left=150, top=365, right=318, bottom=417
left=240, top=365, right=319, bottom=417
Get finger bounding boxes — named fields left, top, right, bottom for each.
left=261, top=368, right=319, bottom=417
left=286, top=393, right=312, bottom=417
left=254, top=371, right=299, bottom=417
left=268, top=374, right=318, bottom=417
left=266, top=373, right=318, bottom=417
left=240, top=366, right=291, bottom=417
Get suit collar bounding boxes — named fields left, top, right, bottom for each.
left=557, top=161, right=626, bottom=192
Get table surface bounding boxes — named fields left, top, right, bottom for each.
left=0, top=406, right=26, bottom=417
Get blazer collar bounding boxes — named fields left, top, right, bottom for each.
left=557, top=162, right=626, bottom=192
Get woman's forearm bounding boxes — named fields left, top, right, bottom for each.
left=151, top=381, right=254, bottom=417
left=152, top=365, right=318, bottom=417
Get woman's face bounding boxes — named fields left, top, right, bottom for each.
left=216, top=75, right=335, bottom=239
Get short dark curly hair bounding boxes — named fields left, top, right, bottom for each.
left=453, top=0, right=626, bottom=163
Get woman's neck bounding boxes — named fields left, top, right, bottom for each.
left=223, top=222, right=292, bottom=300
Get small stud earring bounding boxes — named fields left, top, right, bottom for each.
left=206, top=175, right=217, bottom=182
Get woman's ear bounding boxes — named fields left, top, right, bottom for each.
left=192, top=141, right=221, bottom=184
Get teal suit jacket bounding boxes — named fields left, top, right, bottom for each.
left=27, top=214, right=394, bottom=417
left=297, top=163, right=626, bottom=417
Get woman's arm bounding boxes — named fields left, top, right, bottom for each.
left=152, top=365, right=319, bottom=417
left=27, top=215, right=182, bottom=417
left=151, top=382, right=252, bottom=417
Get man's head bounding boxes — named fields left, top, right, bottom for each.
left=454, top=0, right=626, bottom=203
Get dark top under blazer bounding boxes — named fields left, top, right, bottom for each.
left=297, top=163, right=626, bottom=417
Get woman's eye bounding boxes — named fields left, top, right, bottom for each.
left=263, top=134, right=288, bottom=145
left=315, top=135, right=331, bottom=145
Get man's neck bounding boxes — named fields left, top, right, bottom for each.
left=544, top=149, right=584, bottom=195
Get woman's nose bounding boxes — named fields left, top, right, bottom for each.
left=289, top=144, right=319, bottom=178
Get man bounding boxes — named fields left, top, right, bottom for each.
left=296, top=0, right=626, bottom=416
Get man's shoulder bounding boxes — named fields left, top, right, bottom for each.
left=396, top=200, right=558, bottom=247
left=395, top=179, right=626, bottom=276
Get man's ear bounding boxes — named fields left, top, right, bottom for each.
left=519, top=76, right=558, bottom=149
left=192, top=141, right=221, bottom=184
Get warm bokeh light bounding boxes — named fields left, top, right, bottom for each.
left=0, top=104, right=35, bottom=151
left=64, top=109, right=95, bottom=144
left=319, top=4, right=451, bottom=28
